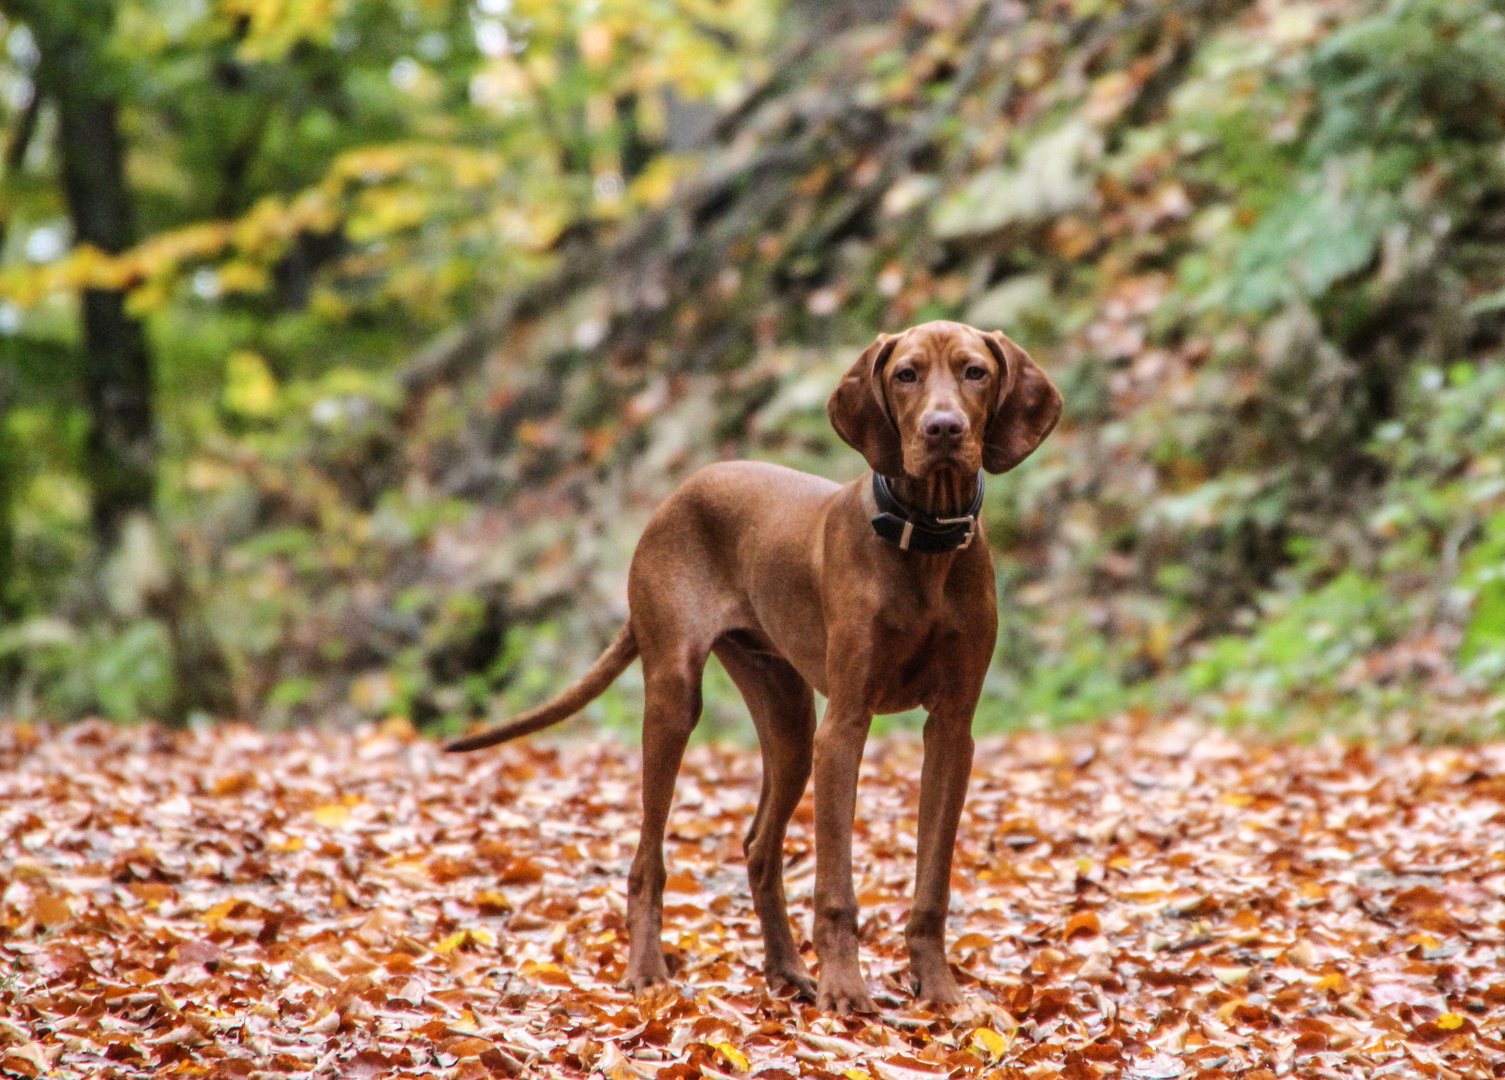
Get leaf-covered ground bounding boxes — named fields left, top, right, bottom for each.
left=2, top=719, right=1503, bottom=1079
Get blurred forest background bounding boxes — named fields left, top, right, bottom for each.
left=0, top=0, right=1503, bottom=741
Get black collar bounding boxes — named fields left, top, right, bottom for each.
left=870, top=471, right=984, bottom=553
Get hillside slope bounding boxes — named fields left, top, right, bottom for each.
left=147, top=0, right=1505, bottom=736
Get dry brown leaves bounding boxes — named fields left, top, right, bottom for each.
left=2, top=718, right=1504, bottom=1080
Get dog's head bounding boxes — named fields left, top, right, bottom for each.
left=827, top=320, right=1062, bottom=478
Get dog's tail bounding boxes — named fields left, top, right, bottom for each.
left=445, top=621, right=639, bottom=752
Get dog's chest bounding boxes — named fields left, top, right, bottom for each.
left=863, top=620, right=969, bottom=714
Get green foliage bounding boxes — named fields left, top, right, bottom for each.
left=4, top=0, right=1505, bottom=742
left=1182, top=572, right=1397, bottom=721
left=977, top=617, right=1138, bottom=733
left=0, top=617, right=173, bottom=722
left=1182, top=0, right=1505, bottom=314
left=1308, top=0, right=1505, bottom=157
left=0, top=0, right=778, bottom=723
left=1175, top=357, right=1505, bottom=735
left=1229, top=165, right=1398, bottom=312
left=1462, top=511, right=1505, bottom=671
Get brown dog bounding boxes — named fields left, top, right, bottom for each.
left=448, top=321, right=1061, bottom=1013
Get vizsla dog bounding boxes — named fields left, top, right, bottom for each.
left=448, top=320, right=1062, bottom=1013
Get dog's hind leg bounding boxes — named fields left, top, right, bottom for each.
left=622, top=643, right=707, bottom=991
left=714, top=636, right=817, bottom=1000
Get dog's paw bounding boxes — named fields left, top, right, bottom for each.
left=765, top=963, right=817, bottom=1002
left=619, top=962, right=672, bottom=994
left=815, top=972, right=877, bottom=1016
left=908, top=959, right=964, bottom=1007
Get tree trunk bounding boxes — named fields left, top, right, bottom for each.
left=0, top=367, right=15, bottom=624
left=12, top=0, right=156, bottom=550
left=6, top=3, right=237, bottom=724
left=59, top=97, right=156, bottom=552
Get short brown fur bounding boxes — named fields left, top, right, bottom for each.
left=449, top=321, right=1062, bottom=1013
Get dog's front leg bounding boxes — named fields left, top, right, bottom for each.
left=905, top=705, right=975, bottom=1005
left=811, top=696, right=877, bottom=1014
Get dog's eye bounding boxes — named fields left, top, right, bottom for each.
left=894, top=368, right=918, bottom=384
left=964, top=365, right=988, bottom=381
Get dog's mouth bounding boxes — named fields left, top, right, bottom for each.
left=906, top=441, right=982, bottom=476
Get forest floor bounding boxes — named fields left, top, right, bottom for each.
left=2, top=719, right=1503, bottom=1079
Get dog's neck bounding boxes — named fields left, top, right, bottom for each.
left=888, top=467, right=980, bottom=520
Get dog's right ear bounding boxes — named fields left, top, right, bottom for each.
left=828, top=333, right=904, bottom=476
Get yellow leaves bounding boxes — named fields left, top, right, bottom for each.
left=1410, top=1014, right=1474, bottom=1046
left=0, top=247, right=124, bottom=309
left=1064, top=910, right=1102, bottom=940
left=965, top=1026, right=1011, bottom=1063
left=223, top=0, right=349, bottom=62
left=310, top=803, right=350, bottom=828
left=69, top=246, right=136, bottom=292
left=522, top=50, right=560, bottom=90
left=223, top=351, right=279, bottom=420
left=347, top=188, right=429, bottom=243
left=378, top=714, right=417, bottom=740
left=135, top=221, right=234, bottom=279
left=1298, top=880, right=1330, bottom=904
left=583, top=426, right=619, bottom=462
left=1, top=195, right=303, bottom=313
left=474, top=890, right=514, bottom=916
left=201, top=898, right=237, bottom=925
left=1312, top=974, right=1348, bottom=998
left=630, top=156, right=695, bottom=210
left=434, top=927, right=497, bottom=955
left=217, top=262, right=269, bottom=295
left=712, top=1041, right=749, bottom=1072
left=201, top=898, right=259, bottom=928
left=327, top=145, right=504, bottom=191
left=518, top=959, right=574, bottom=986
left=0, top=137, right=504, bottom=321
left=0, top=0, right=779, bottom=334
left=309, top=287, right=351, bottom=323
left=310, top=795, right=363, bottom=828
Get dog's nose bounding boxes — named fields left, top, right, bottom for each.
left=922, top=411, right=966, bottom=442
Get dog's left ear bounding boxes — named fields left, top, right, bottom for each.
left=828, top=332, right=905, bottom=475
left=981, top=331, right=1063, bottom=474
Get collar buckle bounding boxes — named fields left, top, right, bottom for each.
left=870, top=471, right=984, bottom=554
left=932, top=515, right=976, bottom=550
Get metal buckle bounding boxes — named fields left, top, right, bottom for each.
left=934, top=515, right=976, bottom=550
